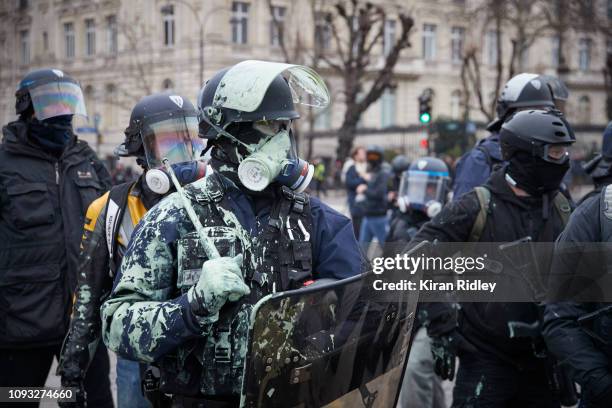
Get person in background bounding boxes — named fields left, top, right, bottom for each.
left=0, top=68, right=112, bottom=407
left=345, top=145, right=367, bottom=238
left=358, top=145, right=391, bottom=247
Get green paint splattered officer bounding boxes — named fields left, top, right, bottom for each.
left=101, top=61, right=364, bottom=407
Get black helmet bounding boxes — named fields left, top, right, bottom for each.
left=391, top=155, right=410, bottom=174
left=487, top=73, right=560, bottom=132
left=15, top=68, right=87, bottom=119
left=500, top=109, right=575, bottom=163
left=366, top=145, right=384, bottom=165
left=116, top=92, right=200, bottom=164
left=197, top=60, right=329, bottom=141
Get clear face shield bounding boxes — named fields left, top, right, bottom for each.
left=142, top=114, right=204, bottom=169
left=398, top=169, right=450, bottom=218
left=26, top=78, right=88, bottom=121
left=142, top=114, right=206, bottom=195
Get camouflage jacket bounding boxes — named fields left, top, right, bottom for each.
left=101, top=171, right=362, bottom=397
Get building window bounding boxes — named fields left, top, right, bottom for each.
left=269, top=6, right=285, bottom=47
left=383, top=20, right=396, bottom=56
left=18, top=0, right=28, bottom=10
left=43, top=31, right=48, bottom=51
left=551, top=36, right=560, bottom=68
left=579, top=38, right=592, bottom=71
left=162, top=78, right=174, bottom=90
left=84, top=85, right=95, bottom=119
left=450, top=90, right=462, bottom=119
left=64, top=22, right=75, bottom=59
left=486, top=29, right=499, bottom=65
left=231, top=2, right=249, bottom=45
left=106, top=15, right=118, bottom=54
left=608, top=0, right=612, bottom=19
left=315, top=12, right=331, bottom=50
left=422, top=24, right=436, bottom=61
left=381, top=88, right=396, bottom=128
left=162, top=5, right=175, bottom=47
left=451, top=27, right=464, bottom=64
left=85, top=19, right=96, bottom=56
left=20, top=30, right=30, bottom=65
left=519, top=44, right=529, bottom=69
left=578, top=95, right=591, bottom=123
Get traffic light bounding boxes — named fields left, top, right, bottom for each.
left=419, top=93, right=432, bottom=124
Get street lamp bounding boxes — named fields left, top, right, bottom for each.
left=162, top=1, right=226, bottom=86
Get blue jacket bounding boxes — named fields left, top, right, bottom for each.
left=453, top=133, right=503, bottom=200
left=345, top=164, right=366, bottom=217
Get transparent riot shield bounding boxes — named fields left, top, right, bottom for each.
left=240, top=242, right=426, bottom=408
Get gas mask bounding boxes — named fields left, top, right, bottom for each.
left=141, top=113, right=206, bottom=195
left=237, top=128, right=313, bottom=193
left=397, top=197, right=442, bottom=219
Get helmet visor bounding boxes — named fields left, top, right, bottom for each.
left=142, top=115, right=204, bottom=168
left=28, top=79, right=87, bottom=120
left=399, top=170, right=449, bottom=208
left=212, top=60, right=330, bottom=112
left=540, top=75, right=569, bottom=102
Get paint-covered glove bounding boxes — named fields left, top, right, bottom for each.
left=188, top=254, right=250, bottom=320
left=430, top=329, right=477, bottom=381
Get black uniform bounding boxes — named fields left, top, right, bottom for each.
left=0, top=120, right=112, bottom=406
left=413, top=167, right=567, bottom=407
left=543, top=190, right=612, bottom=407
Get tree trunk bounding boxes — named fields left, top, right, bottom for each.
left=336, top=121, right=358, bottom=161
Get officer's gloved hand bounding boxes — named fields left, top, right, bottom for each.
left=58, top=378, right=86, bottom=408
left=430, top=329, right=476, bottom=381
left=188, top=254, right=250, bottom=319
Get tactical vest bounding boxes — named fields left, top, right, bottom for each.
left=158, top=173, right=314, bottom=397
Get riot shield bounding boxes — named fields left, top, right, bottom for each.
left=240, top=242, right=426, bottom=408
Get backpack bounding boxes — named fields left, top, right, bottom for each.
left=468, top=186, right=572, bottom=242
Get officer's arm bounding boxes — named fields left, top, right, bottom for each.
left=410, top=192, right=480, bottom=336
left=452, top=150, right=489, bottom=200
left=58, top=194, right=113, bottom=382
left=543, top=196, right=612, bottom=402
left=89, top=152, right=112, bottom=191
left=412, top=190, right=480, bottom=244
left=311, top=199, right=364, bottom=280
left=101, top=200, right=206, bottom=363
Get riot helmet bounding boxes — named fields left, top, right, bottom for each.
left=116, top=93, right=205, bottom=194
left=391, top=155, right=410, bottom=175
left=196, top=60, right=330, bottom=193
left=397, top=157, right=450, bottom=218
left=487, top=73, right=568, bottom=132
left=366, top=145, right=384, bottom=169
left=500, top=109, right=575, bottom=196
left=16, top=68, right=87, bottom=120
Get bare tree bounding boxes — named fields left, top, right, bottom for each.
left=319, top=0, right=413, bottom=161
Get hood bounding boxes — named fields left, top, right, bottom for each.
left=477, top=132, right=503, bottom=162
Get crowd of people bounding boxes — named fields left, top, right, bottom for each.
left=2, top=62, right=612, bottom=408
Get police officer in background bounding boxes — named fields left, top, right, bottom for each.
left=580, top=121, right=612, bottom=204
left=58, top=93, right=207, bottom=407
left=388, top=157, right=450, bottom=408
left=453, top=73, right=569, bottom=199
left=412, top=109, right=575, bottom=407
left=0, top=69, right=112, bottom=407
left=101, top=60, right=363, bottom=407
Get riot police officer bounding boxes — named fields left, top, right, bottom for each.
left=413, top=109, right=575, bottom=407
left=0, top=69, right=112, bottom=406
left=101, top=60, right=363, bottom=407
left=57, top=93, right=207, bottom=407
